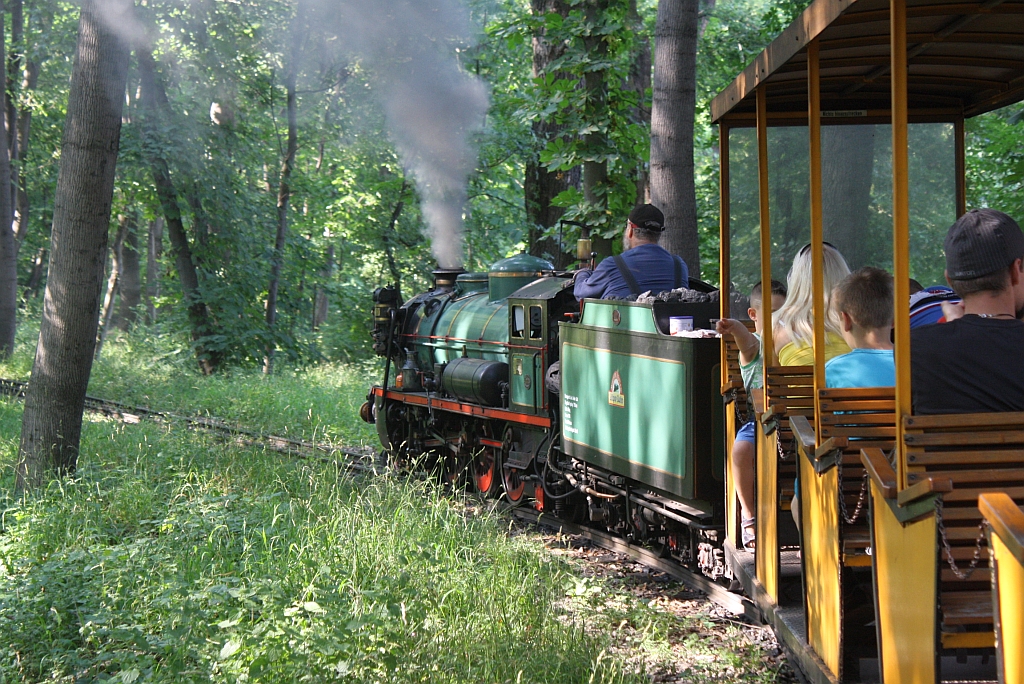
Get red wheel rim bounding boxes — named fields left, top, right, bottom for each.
left=503, top=466, right=526, bottom=502
left=474, top=451, right=496, bottom=494
left=534, top=483, right=545, bottom=511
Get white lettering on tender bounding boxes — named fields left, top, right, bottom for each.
left=563, top=394, right=580, bottom=434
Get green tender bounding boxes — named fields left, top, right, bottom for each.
left=559, top=301, right=723, bottom=504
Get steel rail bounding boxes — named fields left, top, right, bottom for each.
left=0, top=377, right=379, bottom=469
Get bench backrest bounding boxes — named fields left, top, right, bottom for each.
left=765, top=365, right=814, bottom=507
left=902, top=412, right=1024, bottom=633
left=818, top=387, right=897, bottom=563
left=722, top=321, right=756, bottom=413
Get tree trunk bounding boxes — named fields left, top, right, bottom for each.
left=119, top=212, right=141, bottom=329
left=13, top=3, right=48, bottom=245
left=16, top=0, right=131, bottom=489
left=137, top=47, right=219, bottom=374
left=146, top=217, right=163, bottom=323
left=822, top=126, right=876, bottom=269
left=264, top=0, right=304, bottom=374
left=25, top=247, right=45, bottom=296
left=626, top=0, right=652, bottom=204
left=0, top=4, right=17, bottom=359
left=95, top=216, right=127, bottom=358
left=583, top=0, right=612, bottom=260
left=525, top=0, right=573, bottom=266
left=382, top=180, right=408, bottom=293
left=312, top=244, right=333, bottom=330
left=650, top=0, right=701, bottom=278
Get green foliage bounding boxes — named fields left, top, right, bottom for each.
left=490, top=0, right=649, bottom=240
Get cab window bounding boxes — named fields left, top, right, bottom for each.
left=511, top=305, right=525, bottom=338
left=529, top=305, right=543, bottom=340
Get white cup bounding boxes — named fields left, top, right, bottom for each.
left=669, top=316, right=694, bottom=334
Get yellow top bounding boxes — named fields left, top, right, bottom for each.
left=777, top=331, right=851, bottom=366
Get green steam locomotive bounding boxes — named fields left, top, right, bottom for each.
left=363, top=255, right=728, bottom=577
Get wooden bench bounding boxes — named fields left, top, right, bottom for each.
left=863, top=411, right=1024, bottom=683
left=789, top=387, right=895, bottom=679
left=979, top=492, right=1024, bottom=684
left=762, top=365, right=814, bottom=510
left=755, top=365, right=813, bottom=602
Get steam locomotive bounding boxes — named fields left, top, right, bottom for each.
left=362, top=254, right=729, bottom=578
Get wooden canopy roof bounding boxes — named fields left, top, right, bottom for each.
left=710, top=0, right=1024, bottom=123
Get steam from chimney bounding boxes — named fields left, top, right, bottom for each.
left=323, top=1, right=489, bottom=269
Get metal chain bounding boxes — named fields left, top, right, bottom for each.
left=936, top=497, right=989, bottom=581
left=838, top=467, right=870, bottom=525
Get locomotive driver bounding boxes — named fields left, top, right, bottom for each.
left=573, top=204, right=690, bottom=300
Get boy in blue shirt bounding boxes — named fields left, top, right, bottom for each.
left=793, top=267, right=895, bottom=532
left=825, top=267, right=896, bottom=388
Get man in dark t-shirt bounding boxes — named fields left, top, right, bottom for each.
left=912, top=209, right=1024, bottom=414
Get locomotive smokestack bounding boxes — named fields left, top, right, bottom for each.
left=432, top=266, right=466, bottom=292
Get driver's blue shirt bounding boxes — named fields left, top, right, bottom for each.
left=573, top=244, right=689, bottom=300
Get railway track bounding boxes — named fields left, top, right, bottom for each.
left=0, top=377, right=756, bottom=622
left=0, top=377, right=380, bottom=471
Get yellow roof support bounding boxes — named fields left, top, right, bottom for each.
left=757, top=86, right=774, bottom=367
left=808, top=39, right=826, bottom=442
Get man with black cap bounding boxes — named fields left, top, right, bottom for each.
left=573, top=204, right=689, bottom=300
left=912, top=208, right=1024, bottom=414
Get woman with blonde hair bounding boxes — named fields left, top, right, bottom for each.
left=773, top=242, right=852, bottom=365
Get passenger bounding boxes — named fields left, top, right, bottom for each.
left=912, top=209, right=1024, bottom=414
left=716, top=279, right=788, bottom=551
left=773, top=243, right=852, bottom=366
left=573, top=204, right=689, bottom=300
left=825, top=267, right=896, bottom=388
left=909, top=285, right=961, bottom=327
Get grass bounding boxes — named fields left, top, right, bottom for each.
left=0, top=326, right=783, bottom=683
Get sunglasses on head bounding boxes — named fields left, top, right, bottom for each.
left=798, top=241, right=837, bottom=256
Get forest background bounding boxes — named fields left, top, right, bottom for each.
left=2, top=0, right=1023, bottom=372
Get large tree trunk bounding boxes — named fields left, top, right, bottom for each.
left=822, top=126, right=876, bottom=269
left=119, top=212, right=141, bottom=329
left=146, top=217, right=163, bottom=323
left=583, top=0, right=612, bottom=259
left=0, top=4, right=16, bottom=358
left=525, top=0, right=572, bottom=266
left=16, top=0, right=131, bottom=489
left=95, top=216, right=128, bottom=358
left=264, top=0, right=304, bottom=374
left=650, top=0, right=701, bottom=278
left=137, top=47, right=219, bottom=374
left=13, top=57, right=39, bottom=244
left=626, top=0, right=652, bottom=204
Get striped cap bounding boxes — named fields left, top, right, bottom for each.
left=944, top=209, right=1024, bottom=280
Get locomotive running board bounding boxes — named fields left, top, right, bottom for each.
left=511, top=507, right=758, bottom=622
left=371, top=386, right=551, bottom=428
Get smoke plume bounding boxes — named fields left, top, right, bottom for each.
left=322, top=1, right=490, bottom=268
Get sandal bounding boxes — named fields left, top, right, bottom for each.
left=741, top=516, right=756, bottom=552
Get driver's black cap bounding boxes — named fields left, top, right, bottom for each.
left=945, top=209, right=1024, bottom=280
left=628, top=204, right=665, bottom=232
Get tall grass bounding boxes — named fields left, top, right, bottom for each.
left=0, top=326, right=782, bottom=683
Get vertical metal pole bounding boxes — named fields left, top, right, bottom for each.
left=757, top=86, right=774, bottom=368
left=720, top=124, right=731, bottom=389
left=891, top=0, right=911, bottom=489
left=808, top=39, right=826, bottom=442
left=955, top=117, right=967, bottom=218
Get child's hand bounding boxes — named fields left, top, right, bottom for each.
left=716, top=318, right=743, bottom=337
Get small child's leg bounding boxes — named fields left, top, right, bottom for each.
left=733, top=421, right=757, bottom=548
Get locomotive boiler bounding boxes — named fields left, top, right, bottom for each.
left=364, top=255, right=729, bottom=577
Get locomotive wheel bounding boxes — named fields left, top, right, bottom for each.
left=500, top=428, right=527, bottom=504
left=471, top=424, right=502, bottom=497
